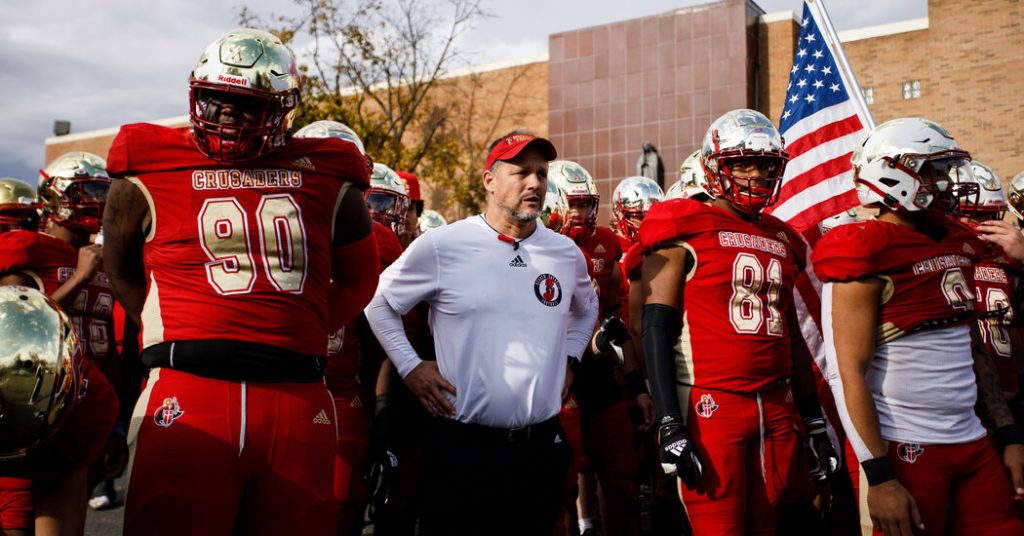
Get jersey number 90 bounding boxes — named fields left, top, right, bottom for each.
left=198, top=194, right=308, bottom=295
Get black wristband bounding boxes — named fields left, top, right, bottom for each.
left=567, top=355, right=580, bottom=373
left=861, top=456, right=896, bottom=486
left=995, top=425, right=1024, bottom=446
left=625, top=369, right=649, bottom=396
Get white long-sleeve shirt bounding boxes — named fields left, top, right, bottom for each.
left=365, top=215, right=598, bottom=428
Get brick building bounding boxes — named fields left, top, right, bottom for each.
left=45, top=0, right=1023, bottom=221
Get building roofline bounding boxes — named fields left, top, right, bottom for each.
left=759, top=10, right=798, bottom=24
left=45, top=114, right=189, bottom=145
left=838, top=17, right=929, bottom=42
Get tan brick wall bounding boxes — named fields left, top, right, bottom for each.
left=762, top=0, right=1024, bottom=185
left=758, top=16, right=799, bottom=124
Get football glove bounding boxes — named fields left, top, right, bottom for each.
left=594, top=316, right=630, bottom=354
left=658, top=422, right=703, bottom=488
left=805, top=417, right=840, bottom=481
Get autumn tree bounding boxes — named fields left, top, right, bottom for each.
left=239, top=0, right=541, bottom=215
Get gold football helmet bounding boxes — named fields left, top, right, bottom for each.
left=0, top=286, right=81, bottom=460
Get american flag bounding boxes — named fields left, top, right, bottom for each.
left=767, top=1, right=876, bottom=458
left=765, top=1, right=874, bottom=234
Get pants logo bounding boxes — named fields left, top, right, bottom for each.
left=154, top=397, right=185, bottom=428
left=695, top=393, right=719, bottom=419
left=897, top=442, right=924, bottom=464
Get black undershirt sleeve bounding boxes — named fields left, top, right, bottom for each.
left=642, top=303, right=684, bottom=424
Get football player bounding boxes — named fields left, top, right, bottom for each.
left=0, top=153, right=128, bottom=509
left=396, top=170, right=423, bottom=247
left=550, top=160, right=642, bottom=536
left=814, top=118, right=1024, bottom=535
left=0, top=286, right=117, bottom=536
left=0, top=178, right=39, bottom=233
left=958, top=162, right=1024, bottom=403
left=640, top=109, right=837, bottom=535
left=101, top=28, right=378, bottom=535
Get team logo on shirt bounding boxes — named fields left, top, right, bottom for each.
left=695, top=394, right=719, bottom=419
left=896, top=442, right=924, bottom=464
left=154, top=397, right=185, bottom=428
left=534, top=274, right=562, bottom=307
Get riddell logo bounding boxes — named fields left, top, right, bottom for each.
left=217, top=74, right=249, bottom=87
left=509, top=255, right=527, bottom=268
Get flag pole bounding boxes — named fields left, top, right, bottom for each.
left=806, top=0, right=876, bottom=130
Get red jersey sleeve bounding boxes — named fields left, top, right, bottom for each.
left=622, top=242, right=645, bottom=282
left=812, top=221, right=888, bottom=282
left=638, top=199, right=719, bottom=249
left=0, top=231, right=35, bottom=273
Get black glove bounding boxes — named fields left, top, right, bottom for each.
left=804, top=417, right=840, bottom=481
left=366, top=448, right=399, bottom=520
left=594, top=316, right=630, bottom=354
left=658, top=422, right=703, bottom=488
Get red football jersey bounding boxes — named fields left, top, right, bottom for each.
left=813, top=218, right=982, bottom=344
left=0, top=231, right=118, bottom=370
left=970, top=236, right=1021, bottom=395
left=577, top=226, right=622, bottom=307
left=638, top=199, right=805, bottom=392
left=325, top=223, right=403, bottom=393
left=106, top=123, right=371, bottom=356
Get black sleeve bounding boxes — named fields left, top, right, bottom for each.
left=642, top=303, right=684, bottom=424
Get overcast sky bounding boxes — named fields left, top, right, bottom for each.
left=0, top=0, right=926, bottom=183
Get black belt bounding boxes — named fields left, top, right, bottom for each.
left=436, top=416, right=562, bottom=443
left=142, top=340, right=326, bottom=383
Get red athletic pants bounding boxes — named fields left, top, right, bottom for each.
left=124, top=368, right=338, bottom=536
left=680, top=386, right=802, bottom=536
left=333, top=392, right=371, bottom=536
left=865, top=436, right=1024, bottom=536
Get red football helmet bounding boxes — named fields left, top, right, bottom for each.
left=189, top=28, right=301, bottom=162
left=38, top=152, right=110, bottom=234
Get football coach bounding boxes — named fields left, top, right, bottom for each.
left=365, top=130, right=598, bottom=535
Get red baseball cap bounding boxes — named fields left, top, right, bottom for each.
left=395, top=170, right=421, bottom=201
left=485, top=133, right=557, bottom=170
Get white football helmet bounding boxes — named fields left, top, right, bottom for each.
left=418, top=210, right=447, bottom=234
left=818, top=209, right=859, bottom=235
left=701, top=109, right=788, bottom=214
left=293, top=120, right=365, bottom=155
left=958, top=161, right=1007, bottom=221
left=548, top=160, right=598, bottom=240
left=367, top=163, right=411, bottom=237
left=852, top=118, right=976, bottom=214
left=611, top=176, right=663, bottom=242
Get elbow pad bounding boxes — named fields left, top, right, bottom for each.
left=642, top=303, right=684, bottom=423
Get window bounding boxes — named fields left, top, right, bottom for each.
left=902, top=80, right=921, bottom=100
left=863, top=86, right=874, bottom=105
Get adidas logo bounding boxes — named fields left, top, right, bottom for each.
left=594, top=244, right=606, bottom=254
left=292, top=157, right=315, bottom=171
left=313, top=409, right=332, bottom=425
left=509, top=255, right=527, bottom=268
